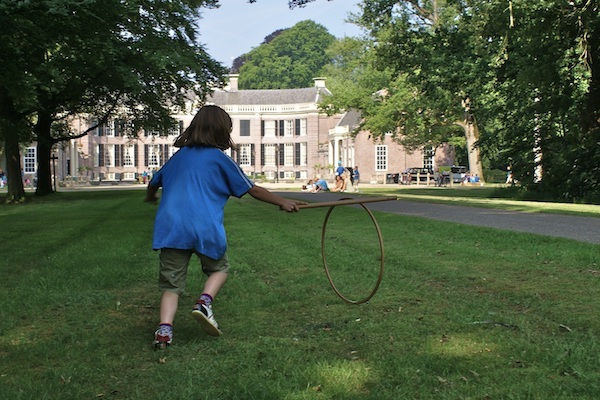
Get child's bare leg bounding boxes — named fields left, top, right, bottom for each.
left=159, top=291, right=179, bottom=325
left=202, top=271, right=228, bottom=298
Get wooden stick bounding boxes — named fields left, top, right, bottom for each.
left=297, top=196, right=396, bottom=209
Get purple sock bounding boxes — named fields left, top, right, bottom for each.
left=199, top=293, right=213, bottom=306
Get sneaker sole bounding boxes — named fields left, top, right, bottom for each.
left=191, top=310, right=222, bottom=336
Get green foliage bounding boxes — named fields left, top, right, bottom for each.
left=238, top=20, right=335, bottom=89
left=321, top=0, right=600, bottom=201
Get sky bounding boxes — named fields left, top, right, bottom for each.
left=196, top=0, right=363, bottom=68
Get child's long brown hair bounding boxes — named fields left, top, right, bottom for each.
left=174, top=105, right=235, bottom=150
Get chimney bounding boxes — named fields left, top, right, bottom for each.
left=313, top=77, right=326, bottom=88
left=225, top=74, right=239, bottom=91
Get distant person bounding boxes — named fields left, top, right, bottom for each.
left=330, top=175, right=345, bottom=192
left=353, top=166, right=360, bottom=192
left=145, top=105, right=305, bottom=348
left=301, top=179, right=315, bottom=192
left=335, top=161, right=345, bottom=176
left=314, top=178, right=329, bottom=192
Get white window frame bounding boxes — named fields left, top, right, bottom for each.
left=24, top=147, right=37, bottom=173
left=264, top=143, right=276, bottom=166
left=300, top=142, right=307, bottom=166
left=104, top=144, right=115, bottom=167
left=284, top=120, right=294, bottom=137
left=104, top=122, right=114, bottom=137
left=284, top=143, right=294, bottom=166
left=122, top=172, right=136, bottom=180
left=284, top=171, right=295, bottom=179
left=299, top=119, right=307, bottom=136
left=375, top=145, right=388, bottom=171
left=239, top=144, right=251, bottom=166
left=149, top=144, right=160, bottom=167
left=423, top=146, right=434, bottom=170
left=264, top=120, right=276, bottom=137
left=123, top=144, right=135, bottom=167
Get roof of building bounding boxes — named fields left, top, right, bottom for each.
left=208, top=87, right=332, bottom=105
left=336, top=109, right=362, bottom=130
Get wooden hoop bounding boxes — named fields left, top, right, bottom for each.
left=320, top=201, right=385, bottom=304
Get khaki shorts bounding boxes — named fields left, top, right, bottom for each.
left=158, top=248, right=230, bottom=295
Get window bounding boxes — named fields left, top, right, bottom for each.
left=263, top=120, right=276, bottom=137
left=104, top=172, right=116, bottom=181
left=264, top=144, right=276, bottom=166
left=284, top=143, right=294, bottom=166
left=284, top=120, right=294, bottom=137
left=104, top=122, right=114, bottom=137
left=299, top=119, right=307, bottom=136
left=375, top=145, right=388, bottom=171
left=239, top=144, right=251, bottom=166
left=24, top=147, right=36, bottom=173
left=300, top=142, right=307, bottom=166
left=104, top=144, right=115, bottom=167
left=122, top=172, right=136, bottom=180
left=123, top=144, right=135, bottom=167
left=148, top=144, right=160, bottom=167
left=423, top=146, right=434, bottom=170
left=240, top=120, right=250, bottom=136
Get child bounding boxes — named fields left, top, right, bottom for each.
left=353, top=166, right=360, bottom=192
left=145, top=105, right=305, bottom=348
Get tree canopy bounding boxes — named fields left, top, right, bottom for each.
left=238, top=20, right=335, bottom=89
left=0, top=0, right=226, bottom=199
left=319, top=0, right=599, bottom=200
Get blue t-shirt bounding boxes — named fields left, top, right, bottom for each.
left=316, top=179, right=329, bottom=191
left=336, top=166, right=345, bottom=176
left=149, top=146, right=254, bottom=259
left=353, top=169, right=360, bottom=181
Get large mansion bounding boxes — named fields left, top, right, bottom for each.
left=11, top=75, right=453, bottom=186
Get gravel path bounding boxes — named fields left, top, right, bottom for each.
left=280, top=191, right=600, bottom=245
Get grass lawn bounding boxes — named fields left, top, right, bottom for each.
left=356, top=186, right=600, bottom=218
left=1, top=190, right=599, bottom=399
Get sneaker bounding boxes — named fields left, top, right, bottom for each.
left=153, top=324, right=173, bottom=349
left=192, top=301, right=222, bottom=337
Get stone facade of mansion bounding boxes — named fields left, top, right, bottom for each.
left=16, top=76, right=453, bottom=185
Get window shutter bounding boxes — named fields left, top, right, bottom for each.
left=278, top=120, right=284, bottom=136
left=295, top=171, right=300, bottom=179
left=179, top=120, right=184, bottom=134
left=114, top=144, right=121, bottom=167
left=279, top=144, right=284, bottom=166
left=114, top=120, right=120, bottom=137
left=295, top=143, right=300, bottom=166
left=236, top=148, right=240, bottom=164
left=295, top=119, right=300, bottom=136
left=144, top=144, right=149, bottom=167
left=250, top=144, right=255, bottom=165
left=261, top=120, right=265, bottom=137
left=120, top=144, right=125, bottom=166
left=165, top=145, right=170, bottom=161
left=98, top=123, right=104, bottom=136
left=134, top=144, right=138, bottom=166
left=260, top=144, right=265, bottom=166
left=98, top=144, right=105, bottom=167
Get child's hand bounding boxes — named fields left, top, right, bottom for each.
left=279, top=199, right=307, bottom=212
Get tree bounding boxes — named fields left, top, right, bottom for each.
left=231, top=29, right=287, bottom=73
left=238, top=20, right=335, bottom=89
left=0, top=0, right=226, bottom=200
left=320, top=1, right=488, bottom=178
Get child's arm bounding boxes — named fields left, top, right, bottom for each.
left=144, top=183, right=160, bottom=203
left=248, top=185, right=306, bottom=212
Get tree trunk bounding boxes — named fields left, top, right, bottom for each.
left=34, top=111, right=54, bottom=196
left=4, top=130, right=25, bottom=202
left=456, top=119, right=485, bottom=181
